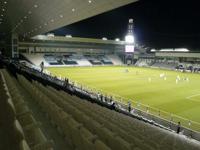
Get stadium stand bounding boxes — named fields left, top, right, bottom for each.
left=22, top=53, right=121, bottom=67
left=2, top=64, right=199, bottom=150
left=151, top=62, right=178, bottom=69
left=63, top=59, right=78, bottom=65
left=22, top=53, right=48, bottom=66
left=100, top=56, right=113, bottom=65
left=150, top=59, right=178, bottom=69
left=17, top=74, right=111, bottom=150
left=135, top=58, right=179, bottom=70
left=0, top=70, right=28, bottom=150
left=176, top=62, right=200, bottom=72
left=1, top=69, right=53, bottom=150
left=107, top=55, right=123, bottom=65
left=44, top=54, right=64, bottom=65
left=135, top=58, right=152, bottom=67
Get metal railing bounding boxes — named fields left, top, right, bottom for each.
left=7, top=60, right=200, bottom=141
left=72, top=79, right=200, bottom=133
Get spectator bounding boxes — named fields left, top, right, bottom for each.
left=110, top=96, right=113, bottom=103
left=40, top=61, right=44, bottom=73
left=105, top=95, right=108, bottom=102
left=177, top=122, right=181, bottom=134
left=64, top=78, right=69, bottom=87
left=111, top=101, right=116, bottom=110
left=128, top=101, right=131, bottom=112
left=100, top=94, right=103, bottom=101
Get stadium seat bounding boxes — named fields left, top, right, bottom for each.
left=18, top=113, right=37, bottom=127
left=4, top=70, right=200, bottom=150
left=20, top=140, right=31, bottom=150
left=2, top=71, right=53, bottom=150
left=94, top=140, right=112, bottom=150
left=14, top=119, right=25, bottom=141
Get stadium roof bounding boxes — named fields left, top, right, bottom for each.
left=31, top=35, right=126, bottom=45
left=1, top=0, right=137, bottom=37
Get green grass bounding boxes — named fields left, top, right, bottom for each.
left=47, top=66, right=200, bottom=131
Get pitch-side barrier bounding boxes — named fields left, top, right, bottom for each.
left=5, top=60, right=200, bottom=142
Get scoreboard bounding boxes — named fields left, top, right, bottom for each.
left=125, top=45, right=134, bottom=53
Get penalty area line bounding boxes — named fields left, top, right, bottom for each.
left=186, top=93, right=200, bottom=102
left=186, top=93, right=200, bottom=99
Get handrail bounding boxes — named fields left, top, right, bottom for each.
left=5, top=60, right=200, bottom=141
left=64, top=73, right=200, bottom=133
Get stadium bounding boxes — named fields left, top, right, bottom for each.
left=0, top=0, right=200, bottom=150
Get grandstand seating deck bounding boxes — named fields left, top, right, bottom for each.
left=22, top=53, right=48, bottom=67
left=0, top=70, right=25, bottom=150
left=151, top=62, right=178, bottom=69
left=1, top=68, right=200, bottom=150
left=107, top=55, right=123, bottom=65
left=135, top=58, right=179, bottom=70
left=22, top=53, right=122, bottom=67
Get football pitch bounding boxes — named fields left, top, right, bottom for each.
left=47, top=66, right=200, bottom=130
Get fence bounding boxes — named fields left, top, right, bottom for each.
left=9, top=61, right=200, bottom=141
left=71, top=79, right=200, bottom=133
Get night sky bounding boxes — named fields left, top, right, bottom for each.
left=52, top=0, right=200, bottom=49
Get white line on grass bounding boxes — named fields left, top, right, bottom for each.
left=186, top=94, right=200, bottom=99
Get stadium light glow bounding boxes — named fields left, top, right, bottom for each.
left=65, top=35, right=72, bottom=38
left=36, top=35, right=45, bottom=39
left=125, top=35, right=134, bottom=43
left=150, top=49, right=156, bottom=52
left=160, top=48, right=189, bottom=52
left=174, top=48, right=189, bottom=52
left=47, top=33, right=54, bottom=37
left=160, top=49, right=174, bottom=52
left=102, top=37, right=107, bottom=40
left=115, top=38, right=120, bottom=41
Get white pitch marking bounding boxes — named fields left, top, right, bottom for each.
left=186, top=93, right=200, bottom=99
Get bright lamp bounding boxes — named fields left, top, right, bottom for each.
left=125, top=35, right=134, bottom=43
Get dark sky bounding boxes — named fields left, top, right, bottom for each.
left=52, top=0, right=200, bottom=49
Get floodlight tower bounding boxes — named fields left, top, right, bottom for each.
left=124, top=19, right=135, bottom=65
left=126, top=18, right=134, bottom=43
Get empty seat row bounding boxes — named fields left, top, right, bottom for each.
left=18, top=74, right=111, bottom=150
left=0, top=70, right=30, bottom=150
left=2, top=70, right=53, bottom=150
left=44, top=85, right=155, bottom=149
left=43, top=81, right=200, bottom=150
left=33, top=81, right=140, bottom=150
left=16, top=73, right=200, bottom=150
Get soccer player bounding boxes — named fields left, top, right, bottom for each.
left=125, top=69, right=129, bottom=73
left=176, top=79, right=178, bottom=84
left=177, top=75, right=180, bottom=80
left=148, top=77, right=151, bottom=82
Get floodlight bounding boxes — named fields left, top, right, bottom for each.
left=150, top=49, right=156, bottom=52
left=129, top=19, right=133, bottom=23
left=102, top=37, right=107, bottom=40
left=65, top=35, right=72, bottom=38
left=37, top=35, right=44, bottom=39
left=125, top=35, right=134, bottom=43
left=115, top=38, right=120, bottom=41
left=160, top=49, right=174, bottom=52
left=174, top=48, right=189, bottom=52
left=47, top=33, right=54, bottom=37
